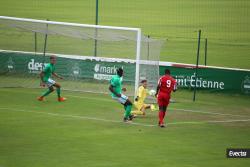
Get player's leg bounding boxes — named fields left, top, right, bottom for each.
left=53, top=82, right=61, bottom=98
left=38, top=79, right=56, bottom=101
left=131, top=104, right=154, bottom=116
left=38, top=86, right=54, bottom=101
left=144, top=104, right=151, bottom=111
left=139, top=104, right=149, bottom=115
left=150, top=104, right=157, bottom=111
left=158, top=106, right=168, bottom=127
left=131, top=103, right=145, bottom=116
left=113, top=94, right=133, bottom=122
left=160, top=106, right=167, bottom=127
left=113, top=94, right=132, bottom=122
left=157, top=96, right=169, bottom=127
left=53, top=82, right=66, bottom=102
left=131, top=110, right=144, bottom=116
left=158, top=106, right=166, bottom=127
left=123, top=99, right=133, bottom=121
left=131, top=110, right=142, bottom=116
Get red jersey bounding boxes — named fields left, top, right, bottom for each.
left=157, top=74, right=177, bottom=96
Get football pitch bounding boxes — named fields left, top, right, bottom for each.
left=0, top=87, right=250, bottom=167
left=0, top=0, right=250, bottom=166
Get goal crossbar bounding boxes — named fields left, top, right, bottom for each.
left=0, top=16, right=140, bottom=32
left=0, top=16, right=162, bottom=99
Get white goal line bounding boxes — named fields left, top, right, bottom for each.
left=0, top=107, right=250, bottom=127
left=0, top=88, right=249, bottom=119
left=171, top=108, right=250, bottom=118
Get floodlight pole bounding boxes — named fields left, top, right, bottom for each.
left=43, top=34, right=48, bottom=60
left=147, top=35, right=150, bottom=60
left=193, top=30, right=201, bottom=102
left=34, top=32, right=37, bottom=55
left=95, top=0, right=99, bottom=25
left=42, top=20, right=49, bottom=71
left=204, top=38, right=207, bottom=66
left=94, top=0, right=99, bottom=57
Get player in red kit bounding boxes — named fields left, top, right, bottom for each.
left=155, top=69, right=177, bottom=128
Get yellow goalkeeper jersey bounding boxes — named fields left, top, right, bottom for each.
left=134, top=86, right=149, bottom=110
left=138, top=86, right=148, bottom=102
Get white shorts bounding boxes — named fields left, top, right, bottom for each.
left=112, top=94, right=128, bottom=104
left=46, top=78, right=56, bottom=87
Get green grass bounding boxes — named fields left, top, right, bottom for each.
left=1, top=1, right=250, bottom=166
left=0, top=75, right=136, bottom=95
left=0, top=87, right=250, bottom=167
left=0, top=0, right=250, bottom=68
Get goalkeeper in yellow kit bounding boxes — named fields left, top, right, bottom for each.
left=131, top=80, right=156, bottom=116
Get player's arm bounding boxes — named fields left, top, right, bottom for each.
left=173, top=79, right=177, bottom=92
left=135, top=86, right=143, bottom=101
left=40, top=65, right=48, bottom=86
left=173, top=84, right=177, bottom=92
left=135, top=92, right=139, bottom=101
left=109, top=85, right=121, bottom=97
left=52, top=72, right=63, bottom=79
left=155, top=77, right=162, bottom=97
left=39, top=71, right=44, bottom=81
left=155, top=85, right=160, bottom=97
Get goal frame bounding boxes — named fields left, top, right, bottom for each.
left=0, top=16, right=142, bottom=98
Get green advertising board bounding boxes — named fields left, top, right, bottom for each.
left=0, top=50, right=250, bottom=95
left=0, top=51, right=135, bottom=82
left=159, top=65, right=250, bottom=94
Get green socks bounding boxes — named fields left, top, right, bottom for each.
left=41, top=88, right=61, bottom=98
left=124, top=105, right=132, bottom=118
left=42, top=89, right=53, bottom=97
left=56, top=88, right=61, bottom=98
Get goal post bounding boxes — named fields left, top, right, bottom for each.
left=0, top=16, right=163, bottom=98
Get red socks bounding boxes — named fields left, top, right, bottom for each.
left=163, top=111, right=166, bottom=118
left=158, top=111, right=166, bottom=125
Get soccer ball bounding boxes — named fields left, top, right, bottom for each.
left=149, top=89, right=156, bottom=96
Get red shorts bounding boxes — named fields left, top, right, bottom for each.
left=157, top=94, right=170, bottom=107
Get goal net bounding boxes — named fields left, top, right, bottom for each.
left=0, top=16, right=163, bottom=98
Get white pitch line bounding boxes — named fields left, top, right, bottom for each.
left=168, top=119, right=250, bottom=125
left=0, top=107, right=250, bottom=127
left=67, top=94, right=114, bottom=102
left=0, top=107, right=155, bottom=127
left=66, top=94, right=250, bottom=118
left=1, top=88, right=250, bottom=119
left=170, top=108, right=250, bottom=118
